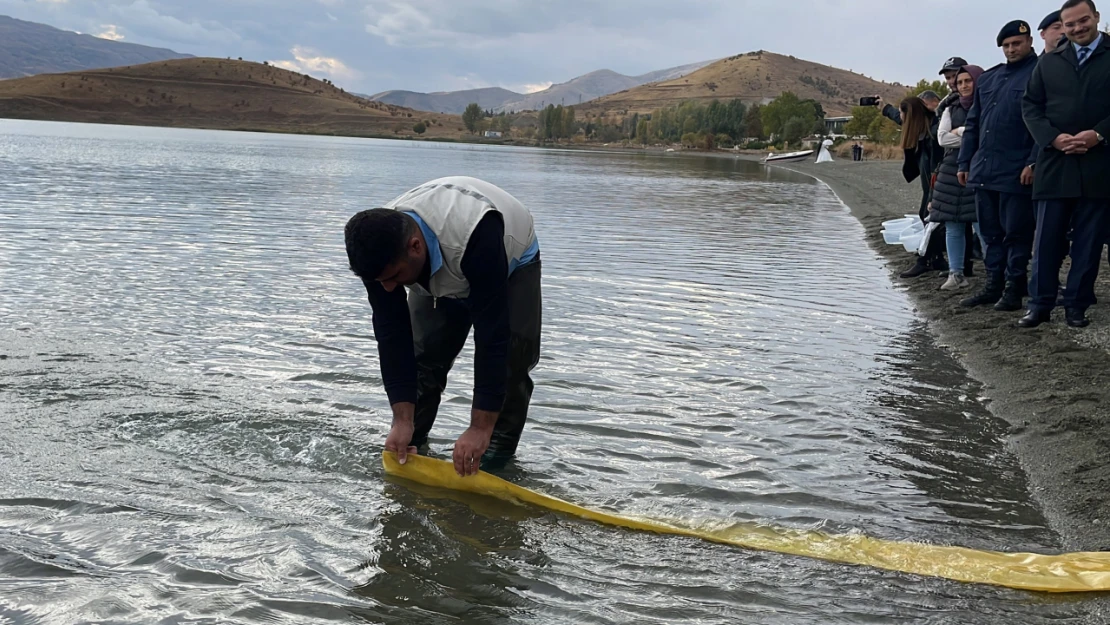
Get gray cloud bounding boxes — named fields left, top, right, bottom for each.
left=0, top=0, right=1060, bottom=96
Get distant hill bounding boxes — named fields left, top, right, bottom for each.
left=498, top=70, right=637, bottom=112
left=368, top=59, right=715, bottom=114
left=577, top=51, right=907, bottom=119
left=367, top=86, right=521, bottom=114
left=499, top=60, right=717, bottom=112
left=0, top=15, right=192, bottom=79
left=0, top=58, right=466, bottom=139
left=633, top=60, right=718, bottom=85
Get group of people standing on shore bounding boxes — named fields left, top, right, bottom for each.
left=874, top=0, right=1110, bottom=329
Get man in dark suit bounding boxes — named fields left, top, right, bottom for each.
left=1020, top=0, right=1110, bottom=328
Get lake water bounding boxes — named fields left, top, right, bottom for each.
left=0, top=120, right=1095, bottom=623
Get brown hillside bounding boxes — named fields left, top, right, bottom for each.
left=0, top=58, right=466, bottom=138
left=577, top=50, right=908, bottom=120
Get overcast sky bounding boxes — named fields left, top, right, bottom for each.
left=1, top=0, right=1074, bottom=95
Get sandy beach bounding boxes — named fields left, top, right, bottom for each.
left=768, top=159, right=1110, bottom=557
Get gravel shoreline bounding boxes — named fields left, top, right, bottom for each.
left=767, top=160, right=1110, bottom=564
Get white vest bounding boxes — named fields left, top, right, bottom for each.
left=383, top=176, right=536, bottom=299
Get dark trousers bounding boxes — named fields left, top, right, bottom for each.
left=409, top=259, right=542, bottom=456
left=1030, top=199, right=1110, bottom=313
left=975, top=189, right=1035, bottom=280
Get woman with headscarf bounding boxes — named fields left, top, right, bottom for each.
left=897, top=96, right=946, bottom=278
left=930, top=65, right=985, bottom=290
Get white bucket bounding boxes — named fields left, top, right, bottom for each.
left=901, top=231, right=924, bottom=254
left=882, top=229, right=903, bottom=245
left=881, top=217, right=915, bottom=232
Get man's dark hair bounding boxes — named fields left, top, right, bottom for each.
left=1061, top=0, right=1097, bottom=14
left=344, top=209, right=417, bottom=279
left=919, top=90, right=941, bottom=102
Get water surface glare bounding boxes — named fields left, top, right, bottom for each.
left=0, top=120, right=1091, bottom=623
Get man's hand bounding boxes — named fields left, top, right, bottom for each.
left=453, top=426, right=493, bottom=476
left=452, top=408, right=498, bottom=476
left=873, top=96, right=883, bottom=109
left=1020, top=166, right=1034, bottom=186
left=1053, top=133, right=1089, bottom=154
left=1074, top=130, right=1101, bottom=149
left=957, top=171, right=969, bottom=187
left=385, top=402, right=418, bottom=464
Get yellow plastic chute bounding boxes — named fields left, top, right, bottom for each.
left=383, top=451, right=1110, bottom=593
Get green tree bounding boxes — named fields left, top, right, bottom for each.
left=762, top=92, right=822, bottom=139
left=724, top=99, right=747, bottom=139
left=496, top=115, right=512, bottom=134
left=561, top=106, right=576, bottom=138
left=782, top=116, right=811, bottom=145
left=866, top=114, right=899, bottom=144
left=744, top=104, right=765, bottom=139
left=543, top=105, right=564, bottom=139
left=462, top=103, right=482, bottom=133
left=537, top=105, right=556, bottom=139
left=908, top=78, right=950, bottom=99
left=636, top=119, right=650, bottom=144
left=844, top=106, right=880, bottom=138
left=412, top=121, right=427, bottom=134
left=625, top=112, right=640, bottom=139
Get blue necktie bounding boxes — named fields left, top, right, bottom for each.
left=1078, top=46, right=1091, bottom=65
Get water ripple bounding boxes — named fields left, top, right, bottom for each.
left=0, top=121, right=1089, bottom=623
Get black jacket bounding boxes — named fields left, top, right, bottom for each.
left=930, top=103, right=978, bottom=223
left=364, top=213, right=512, bottom=411
left=1023, top=35, right=1110, bottom=200
left=901, top=109, right=942, bottom=185
left=958, top=52, right=1039, bottom=195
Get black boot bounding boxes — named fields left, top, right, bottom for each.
left=994, top=280, right=1025, bottom=312
left=961, top=272, right=1004, bottom=308
left=1019, top=309, right=1051, bottom=328
left=930, top=256, right=949, bottom=272
left=899, top=256, right=931, bottom=279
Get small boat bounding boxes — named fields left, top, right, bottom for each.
left=762, top=150, right=814, bottom=164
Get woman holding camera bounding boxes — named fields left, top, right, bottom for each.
left=896, top=96, right=946, bottom=278
left=930, top=65, right=984, bottom=290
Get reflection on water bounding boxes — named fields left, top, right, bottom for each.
left=0, top=120, right=1095, bottom=623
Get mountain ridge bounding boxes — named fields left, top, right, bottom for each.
left=0, top=14, right=192, bottom=79
left=369, top=59, right=717, bottom=114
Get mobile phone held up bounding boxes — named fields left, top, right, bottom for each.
left=859, top=96, right=881, bottom=107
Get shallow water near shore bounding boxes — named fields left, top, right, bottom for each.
left=0, top=120, right=1098, bottom=623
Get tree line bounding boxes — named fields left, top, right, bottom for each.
left=456, top=91, right=831, bottom=147
left=624, top=92, right=825, bottom=147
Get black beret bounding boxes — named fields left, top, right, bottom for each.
left=1039, top=11, right=1062, bottom=31
left=997, top=20, right=1032, bottom=46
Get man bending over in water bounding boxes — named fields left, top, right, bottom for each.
left=344, top=176, right=541, bottom=476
